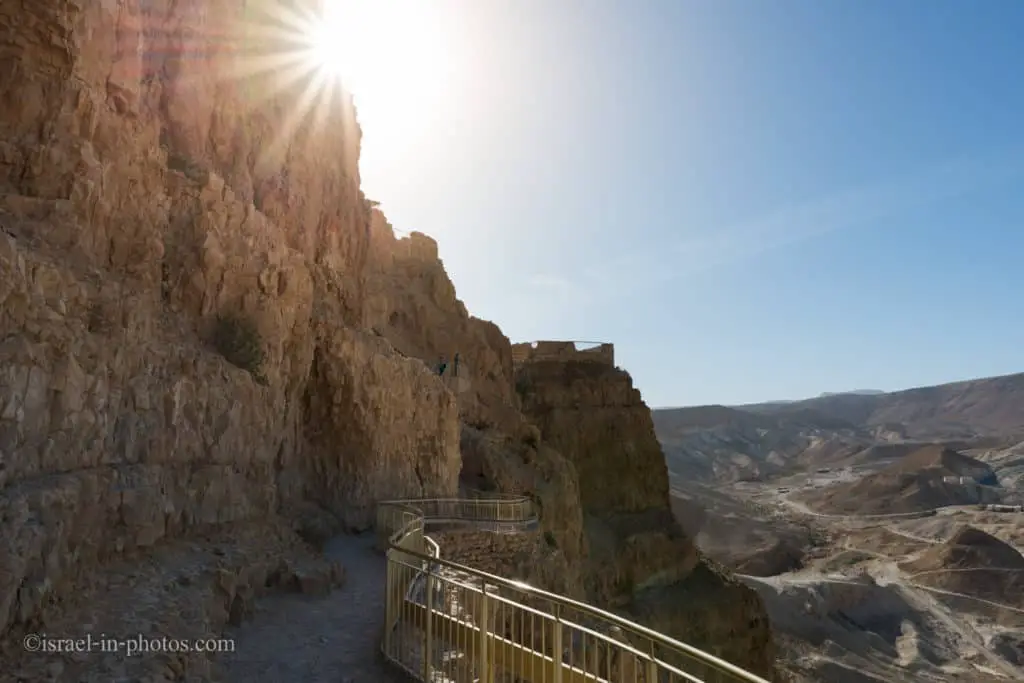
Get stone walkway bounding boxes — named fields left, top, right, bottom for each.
left=216, top=533, right=410, bottom=683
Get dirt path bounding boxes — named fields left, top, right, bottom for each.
left=216, top=533, right=408, bottom=683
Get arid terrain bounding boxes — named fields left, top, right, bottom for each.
left=657, top=374, right=1024, bottom=682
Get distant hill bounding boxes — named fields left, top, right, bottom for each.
left=907, top=526, right=1024, bottom=572
left=798, top=446, right=1000, bottom=515
left=654, top=371, right=1024, bottom=483
left=901, top=526, right=1024, bottom=607
left=817, top=389, right=884, bottom=398
left=745, top=372, right=1024, bottom=440
left=653, top=404, right=863, bottom=484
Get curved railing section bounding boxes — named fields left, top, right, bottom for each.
left=377, top=496, right=771, bottom=683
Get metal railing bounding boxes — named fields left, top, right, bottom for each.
left=378, top=496, right=772, bottom=683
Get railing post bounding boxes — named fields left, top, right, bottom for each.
left=423, top=567, right=434, bottom=680
left=646, top=641, right=658, bottom=683
left=478, top=583, right=491, bottom=682
left=384, top=551, right=395, bottom=656
left=552, top=604, right=563, bottom=683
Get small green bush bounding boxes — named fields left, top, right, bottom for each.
left=543, top=530, right=557, bottom=548
left=213, top=313, right=265, bottom=383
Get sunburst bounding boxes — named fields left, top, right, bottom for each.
left=194, top=0, right=459, bottom=176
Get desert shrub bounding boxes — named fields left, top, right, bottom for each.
left=213, top=313, right=266, bottom=383
left=167, top=152, right=210, bottom=184
left=543, top=530, right=557, bottom=548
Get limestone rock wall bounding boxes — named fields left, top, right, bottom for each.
left=515, top=359, right=780, bottom=680
left=0, top=0, right=460, bottom=637
left=516, top=361, right=671, bottom=513
left=458, top=426, right=586, bottom=598
left=364, top=208, right=523, bottom=434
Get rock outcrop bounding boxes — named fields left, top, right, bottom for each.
left=0, top=0, right=778, bottom=680
left=516, top=357, right=779, bottom=679
left=363, top=208, right=523, bottom=435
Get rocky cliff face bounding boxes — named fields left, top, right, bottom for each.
left=516, top=359, right=779, bottom=679
left=362, top=208, right=524, bottom=434
left=0, top=1, right=777, bottom=680
left=0, top=0, right=462, bottom=644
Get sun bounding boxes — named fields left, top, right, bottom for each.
left=303, top=0, right=455, bottom=129
left=306, top=1, right=372, bottom=87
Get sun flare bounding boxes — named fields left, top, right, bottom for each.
left=303, top=1, right=455, bottom=135
left=230, top=0, right=467, bottom=183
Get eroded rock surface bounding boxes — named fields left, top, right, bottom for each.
left=0, top=0, right=458, bottom=647
left=516, top=358, right=780, bottom=679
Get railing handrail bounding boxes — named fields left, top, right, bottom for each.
left=385, top=494, right=532, bottom=505
left=378, top=496, right=772, bottom=683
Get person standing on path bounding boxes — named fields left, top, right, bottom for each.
left=453, top=352, right=460, bottom=377
left=437, top=355, right=447, bottom=376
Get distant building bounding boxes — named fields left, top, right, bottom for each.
left=943, top=471, right=999, bottom=487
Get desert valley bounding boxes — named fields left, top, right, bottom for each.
left=656, top=373, right=1024, bottom=682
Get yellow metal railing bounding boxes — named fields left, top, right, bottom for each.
left=376, top=495, right=536, bottom=551
left=378, top=496, right=772, bottom=683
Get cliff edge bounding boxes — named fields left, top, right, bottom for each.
left=515, top=351, right=778, bottom=678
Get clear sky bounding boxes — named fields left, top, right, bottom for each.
left=351, top=0, right=1024, bottom=408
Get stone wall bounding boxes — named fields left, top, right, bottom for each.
left=511, top=341, right=615, bottom=367
left=432, top=525, right=578, bottom=600
left=433, top=529, right=535, bottom=574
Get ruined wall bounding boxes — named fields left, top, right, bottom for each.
left=512, top=341, right=615, bottom=367
left=515, top=359, right=780, bottom=680
left=432, top=529, right=534, bottom=575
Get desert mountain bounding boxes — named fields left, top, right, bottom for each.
left=817, top=389, right=884, bottom=398
left=745, top=371, right=1024, bottom=439
left=656, top=371, right=1024, bottom=484
left=797, top=446, right=1000, bottom=515
left=654, top=404, right=866, bottom=484
left=659, top=379, right=1024, bottom=681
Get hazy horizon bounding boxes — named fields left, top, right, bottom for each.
left=650, top=372, right=1017, bottom=411
left=352, top=0, right=1024, bottom=407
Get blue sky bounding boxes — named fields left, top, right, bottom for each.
left=354, top=0, right=1024, bottom=408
